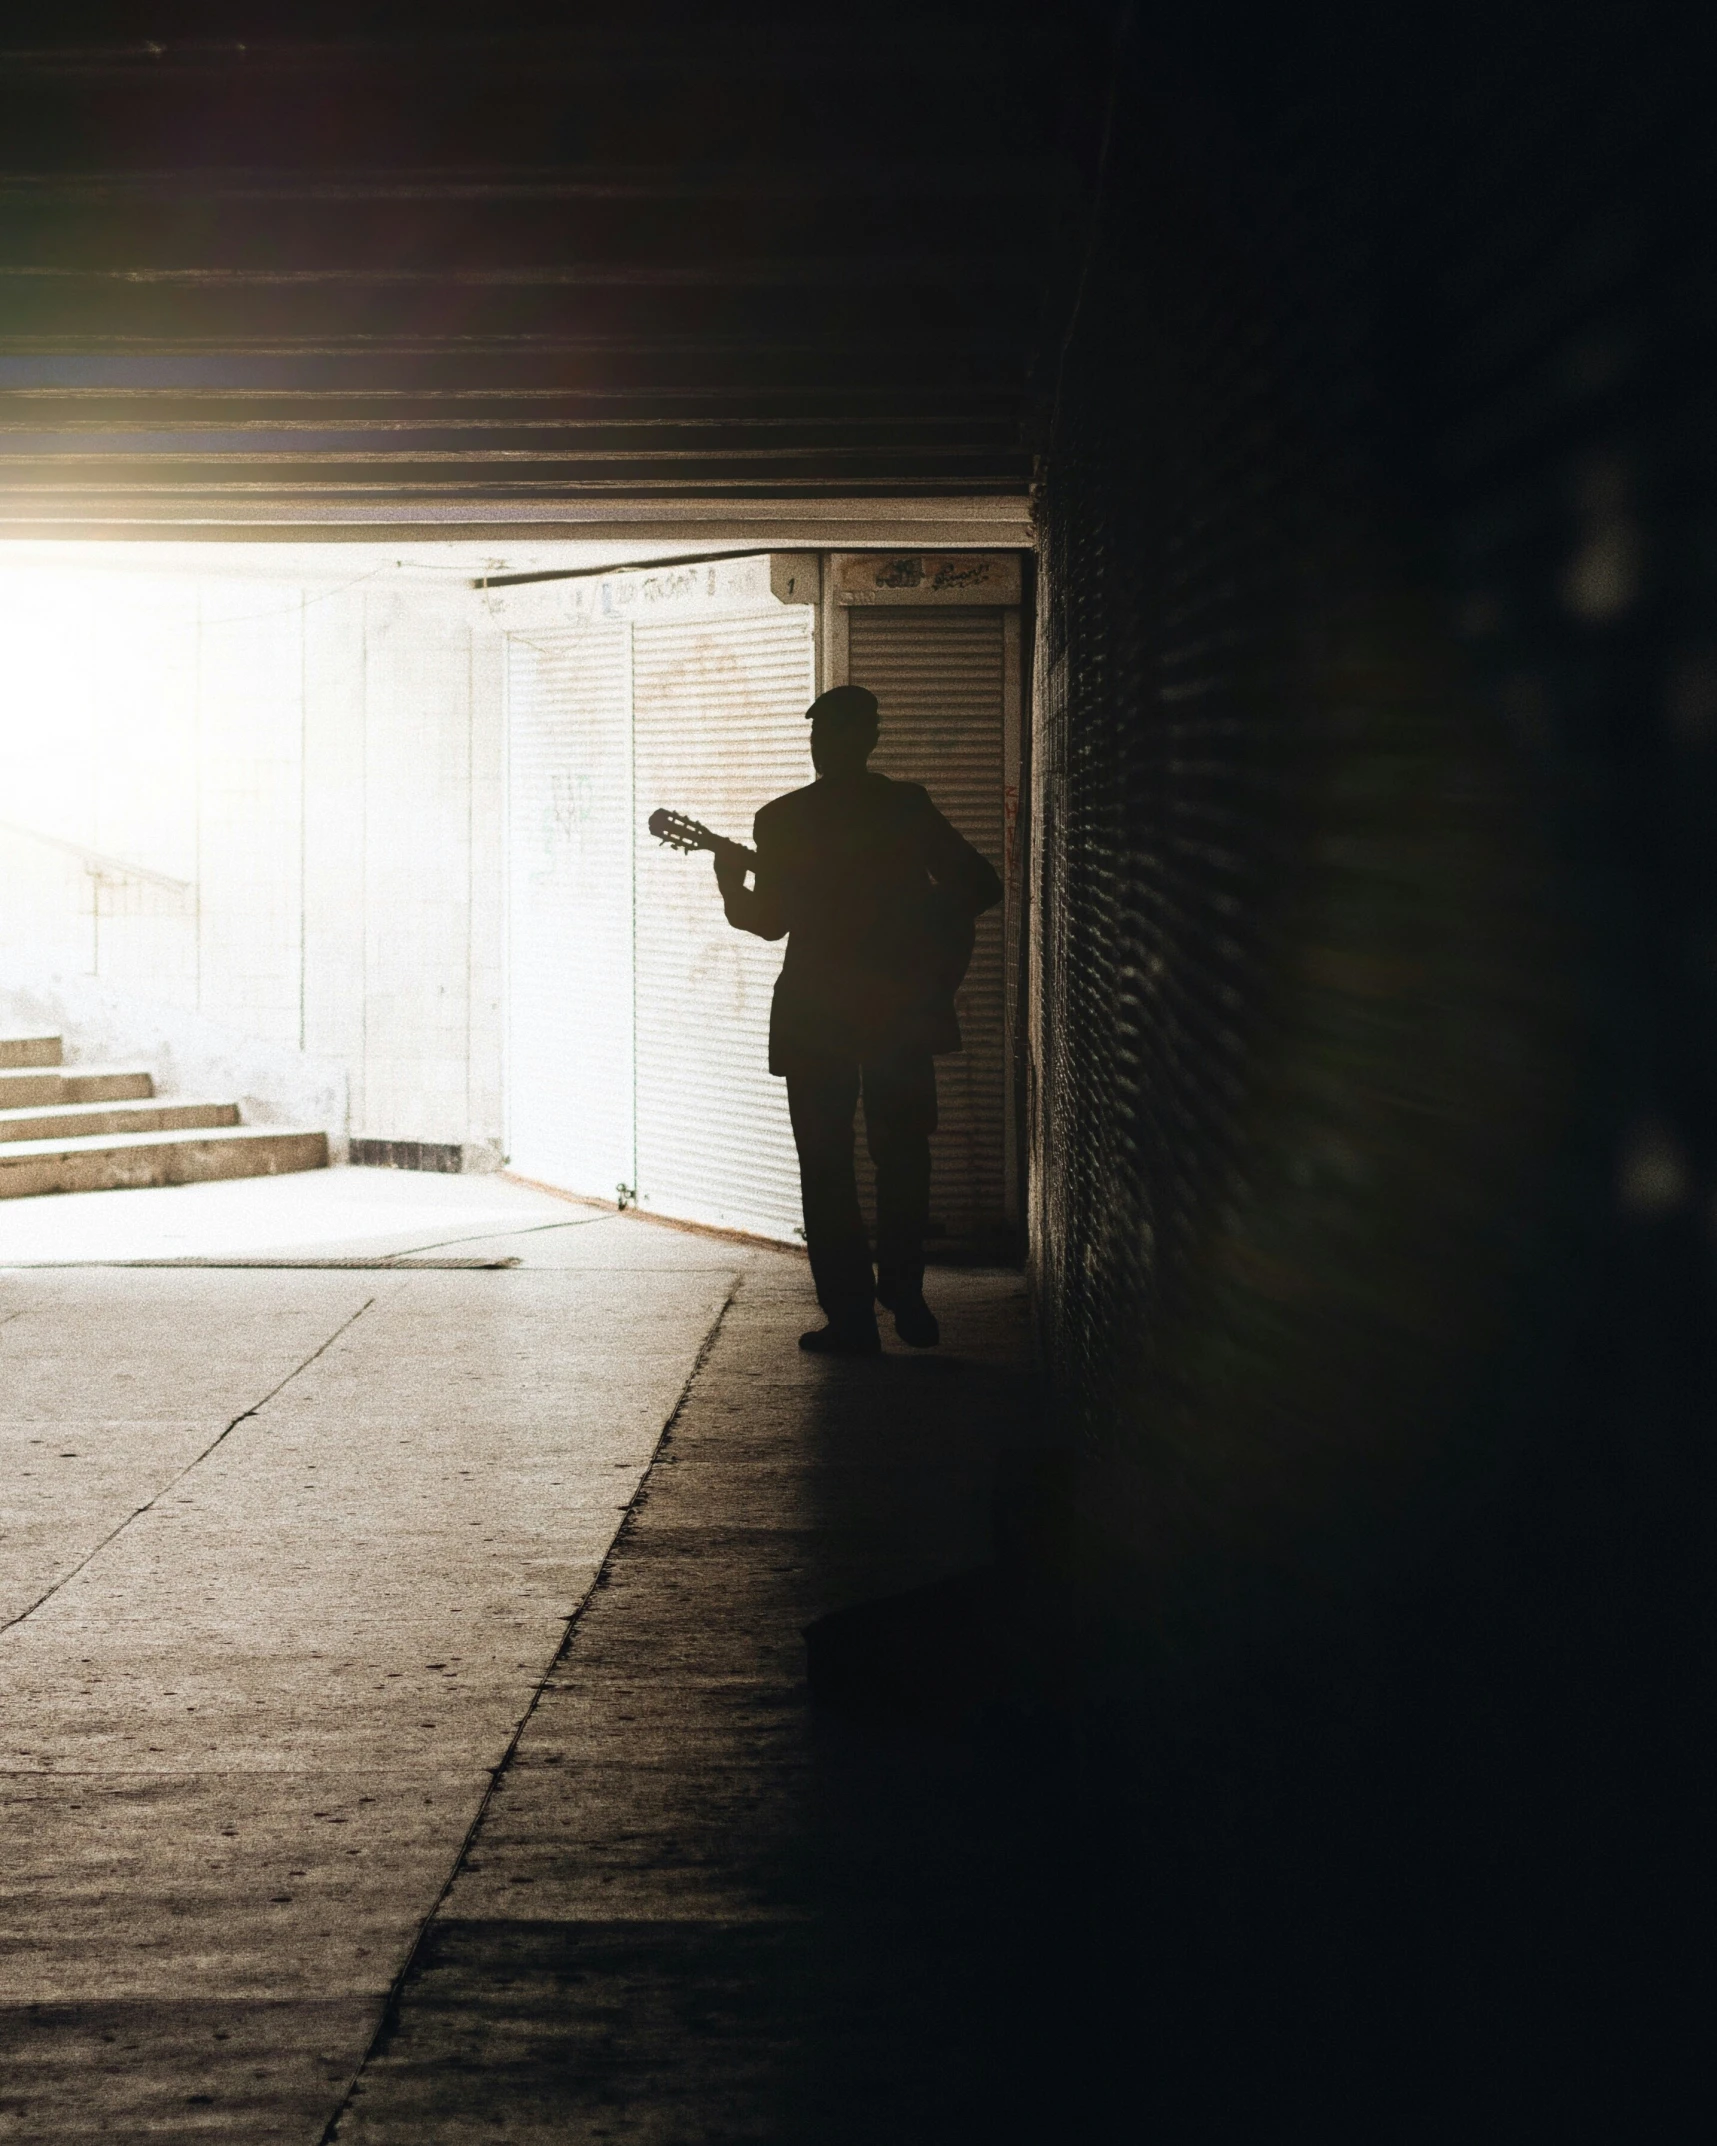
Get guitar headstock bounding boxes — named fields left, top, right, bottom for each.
left=648, top=807, right=715, bottom=853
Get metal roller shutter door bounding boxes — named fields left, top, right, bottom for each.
left=632, top=607, right=815, bottom=1239
left=506, top=624, right=635, bottom=1198
left=846, top=606, right=1009, bottom=1242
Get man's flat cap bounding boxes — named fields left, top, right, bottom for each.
left=804, top=685, right=879, bottom=725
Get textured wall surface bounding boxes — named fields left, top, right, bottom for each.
left=1034, top=0, right=1711, bottom=1626
left=0, top=563, right=504, bottom=1154
left=1030, top=5, right=1713, bottom=2126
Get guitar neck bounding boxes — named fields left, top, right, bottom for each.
left=689, top=826, right=755, bottom=871
left=648, top=807, right=756, bottom=872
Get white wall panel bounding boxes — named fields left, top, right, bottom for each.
left=0, top=571, right=201, bottom=1002
left=466, top=626, right=508, bottom=1164
left=300, top=587, right=369, bottom=1099
left=196, top=580, right=305, bottom=1043
left=359, top=592, right=477, bottom=1143
left=505, top=624, right=635, bottom=1199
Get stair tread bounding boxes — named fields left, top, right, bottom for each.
left=0, top=1096, right=235, bottom=1126
left=0, top=1125, right=321, bottom=1160
left=0, top=1063, right=154, bottom=1081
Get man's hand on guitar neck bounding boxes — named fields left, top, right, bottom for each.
left=646, top=803, right=778, bottom=936
left=712, top=843, right=750, bottom=899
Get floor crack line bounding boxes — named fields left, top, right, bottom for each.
left=0, top=1294, right=377, bottom=1641
left=317, top=1271, right=746, bottom=2145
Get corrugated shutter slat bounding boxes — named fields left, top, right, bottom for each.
left=632, top=607, right=815, bottom=1239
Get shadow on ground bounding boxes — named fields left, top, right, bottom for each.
left=331, top=1266, right=1079, bottom=2145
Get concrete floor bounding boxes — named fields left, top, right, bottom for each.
left=0, top=1170, right=1046, bottom=2142
left=0, top=1158, right=686, bottom=1268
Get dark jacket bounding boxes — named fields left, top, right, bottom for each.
left=721, top=770, right=1002, bottom=1073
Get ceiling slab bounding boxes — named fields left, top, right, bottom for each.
left=0, top=6, right=1107, bottom=533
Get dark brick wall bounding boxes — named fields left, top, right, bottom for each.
left=1031, top=4, right=1714, bottom=2125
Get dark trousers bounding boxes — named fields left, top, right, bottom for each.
left=784, top=1050, right=937, bottom=1318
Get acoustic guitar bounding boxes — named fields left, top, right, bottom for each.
left=647, top=806, right=977, bottom=997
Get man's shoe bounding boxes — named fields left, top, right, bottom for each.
left=799, top=1314, right=882, bottom=1357
left=888, top=1292, right=940, bottom=1348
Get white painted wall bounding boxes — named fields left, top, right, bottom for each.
left=0, top=559, right=506, bottom=1159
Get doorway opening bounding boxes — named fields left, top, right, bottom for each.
left=0, top=527, right=1029, bottom=1258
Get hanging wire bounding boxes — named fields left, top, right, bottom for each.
left=189, top=562, right=403, bottom=628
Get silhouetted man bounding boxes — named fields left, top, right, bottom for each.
left=716, top=683, right=1002, bottom=1355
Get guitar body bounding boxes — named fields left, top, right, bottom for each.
left=651, top=800, right=977, bottom=997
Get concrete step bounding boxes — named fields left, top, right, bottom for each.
left=0, top=1065, right=155, bottom=1109
left=0, top=1125, right=329, bottom=1200
left=0, top=1034, right=63, bottom=1070
left=0, top=1097, right=240, bottom=1145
